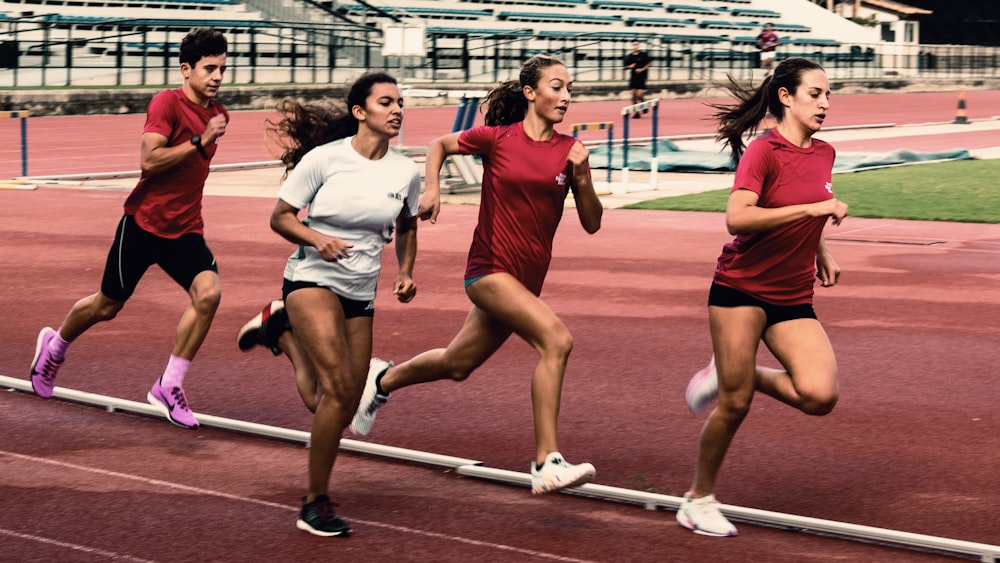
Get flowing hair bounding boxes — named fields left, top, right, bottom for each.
left=267, top=72, right=398, bottom=176
left=707, top=57, right=824, bottom=161
left=483, top=54, right=566, bottom=126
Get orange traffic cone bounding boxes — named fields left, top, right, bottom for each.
left=953, top=90, right=969, bottom=124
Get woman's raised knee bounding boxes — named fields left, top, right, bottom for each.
left=801, top=390, right=839, bottom=416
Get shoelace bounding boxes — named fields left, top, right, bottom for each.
left=311, top=499, right=341, bottom=520
left=365, top=395, right=388, bottom=415
left=40, top=357, right=62, bottom=382
left=169, top=387, right=190, bottom=410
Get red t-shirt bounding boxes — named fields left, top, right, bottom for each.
left=123, top=88, right=228, bottom=238
left=758, top=31, right=780, bottom=53
left=714, top=129, right=836, bottom=305
left=459, top=122, right=579, bottom=295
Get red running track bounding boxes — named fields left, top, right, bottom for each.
left=2, top=90, right=999, bottom=179
left=1, top=184, right=998, bottom=561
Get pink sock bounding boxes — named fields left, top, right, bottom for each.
left=49, top=332, right=70, bottom=361
left=160, top=355, right=191, bottom=388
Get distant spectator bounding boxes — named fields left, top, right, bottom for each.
left=624, top=40, right=653, bottom=118
left=757, top=23, right=780, bottom=71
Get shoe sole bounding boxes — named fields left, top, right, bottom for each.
left=236, top=300, right=285, bottom=352
left=236, top=313, right=265, bottom=351
left=349, top=360, right=392, bottom=436
left=147, top=391, right=200, bottom=430
left=685, top=360, right=718, bottom=415
left=296, top=519, right=351, bottom=537
left=676, top=512, right=738, bottom=537
left=29, top=328, right=56, bottom=399
left=531, top=467, right=596, bottom=495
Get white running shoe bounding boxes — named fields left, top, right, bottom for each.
left=530, top=452, right=595, bottom=495
left=676, top=492, right=738, bottom=537
left=349, top=358, right=392, bottom=436
left=685, top=356, right=719, bottom=415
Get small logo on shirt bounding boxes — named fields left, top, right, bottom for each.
left=824, top=181, right=833, bottom=194
left=387, top=192, right=402, bottom=201
left=555, top=172, right=567, bottom=187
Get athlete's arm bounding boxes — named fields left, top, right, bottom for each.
left=567, top=141, right=602, bottom=234
left=816, top=236, right=841, bottom=287
left=269, top=199, right=353, bottom=262
left=725, top=189, right=847, bottom=235
left=393, top=214, right=418, bottom=303
left=420, top=132, right=461, bottom=224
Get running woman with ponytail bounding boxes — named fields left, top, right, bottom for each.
left=350, top=54, right=604, bottom=496
left=236, top=72, right=421, bottom=537
left=677, top=57, right=849, bottom=536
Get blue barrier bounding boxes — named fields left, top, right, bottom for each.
left=2, top=110, right=29, bottom=176
left=571, top=121, right=614, bottom=183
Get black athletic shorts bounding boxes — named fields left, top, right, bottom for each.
left=100, top=215, right=218, bottom=301
left=708, top=282, right=816, bottom=329
left=282, top=279, right=375, bottom=319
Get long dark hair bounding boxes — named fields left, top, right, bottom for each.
left=267, top=72, right=398, bottom=174
left=483, top=54, right=565, bottom=126
left=708, top=57, right=825, bottom=160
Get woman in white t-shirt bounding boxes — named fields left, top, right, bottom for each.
left=236, top=72, right=421, bottom=538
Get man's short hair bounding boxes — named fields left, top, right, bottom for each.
left=180, top=28, right=227, bottom=67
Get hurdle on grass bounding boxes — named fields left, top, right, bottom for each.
left=2, top=110, right=30, bottom=176
left=620, top=99, right=660, bottom=192
left=571, top=121, right=613, bottom=184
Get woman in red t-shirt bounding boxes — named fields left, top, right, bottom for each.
left=676, top=58, right=849, bottom=537
left=350, top=54, right=605, bottom=496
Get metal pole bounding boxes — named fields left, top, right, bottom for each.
left=2, top=374, right=997, bottom=562
left=20, top=113, right=28, bottom=176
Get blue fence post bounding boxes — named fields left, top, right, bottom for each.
left=451, top=98, right=469, bottom=133
left=462, top=98, right=479, bottom=130
left=621, top=113, right=630, bottom=172
left=2, top=110, right=30, bottom=176
left=571, top=121, right=613, bottom=184
left=20, top=113, right=28, bottom=176
left=650, top=100, right=659, bottom=159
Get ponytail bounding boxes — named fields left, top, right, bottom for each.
left=483, top=54, right=565, bottom=126
left=707, top=57, right=825, bottom=161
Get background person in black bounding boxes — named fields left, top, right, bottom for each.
left=623, top=40, right=652, bottom=118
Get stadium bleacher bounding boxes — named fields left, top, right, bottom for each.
left=0, top=0, right=887, bottom=86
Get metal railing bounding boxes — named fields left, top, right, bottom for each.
left=1, top=14, right=997, bottom=88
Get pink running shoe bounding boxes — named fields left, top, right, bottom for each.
left=29, top=327, right=63, bottom=399
left=147, top=378, right=200, bottom=429
left=685, top=356, right=719, bottom=415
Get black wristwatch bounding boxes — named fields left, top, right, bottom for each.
left=190, top=135, right=208, bottom=159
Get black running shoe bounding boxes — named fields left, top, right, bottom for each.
left=236, top=300, right=288, bottom=356
left=296, top=495, right=352, bottom=537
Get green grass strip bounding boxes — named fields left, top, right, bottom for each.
left=625, top=159, right=1000, bottom=224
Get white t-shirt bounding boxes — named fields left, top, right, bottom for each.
left=279, top=136, right=421, bottom=301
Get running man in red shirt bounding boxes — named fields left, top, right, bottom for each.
left=29, top=28, right=229, bottom=430
left=350, top=54, right=604, bottom=495
left=676, top=58, right=849, bottom=537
